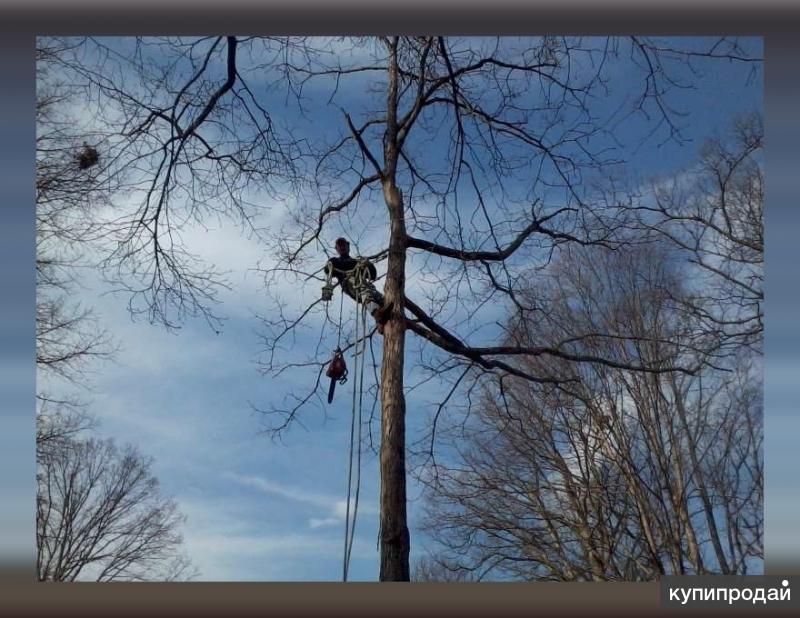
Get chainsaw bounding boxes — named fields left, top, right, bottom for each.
left=325, top=347, right=348, bottom=403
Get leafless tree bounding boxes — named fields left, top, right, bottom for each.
left=418, top=240, right=762, bottom=580
left=252, top=37, right=759, bottom=580
left=37, top=40, right=116, bottom=511
left=36, top=418, right=196, bottom=582
left=412, top=553, right=475, bottom=582
left=36, top=43, right=196, bottom=583
left=628, top=113, right=763, bottom=355
left=40, top=36, right=300, bottom=329
left=47, top=36, right=760, bottom=580
left=36, top=40, right=115, bottom=388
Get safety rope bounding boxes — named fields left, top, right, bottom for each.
left=352, top=304, right=368, bottom=575
left=336, top=278, right=344, bottom=348
left=342, top=261, right=373, bottom=582
left=342, top=296, right=358, bottom=582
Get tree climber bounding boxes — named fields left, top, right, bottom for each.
left=324, top=237, right=388, bottom=334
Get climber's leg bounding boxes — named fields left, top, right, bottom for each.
left=365, top=289, right=387, bottom=335
left=348, top=275, right=388, bottom=335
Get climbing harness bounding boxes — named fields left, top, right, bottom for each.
left=351, top=259, right=383, bottom=314
left=323, top=258, right=382, bottom=313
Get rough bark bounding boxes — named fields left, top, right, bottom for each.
left=378, top=202, right=410, bottom=581
left=378, top=38, right=410, bottom=581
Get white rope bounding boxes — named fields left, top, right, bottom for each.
left=336, top=280, right=344, bottom=349
left=342, top=264, right=371, bottom=582
left=343, top=286, right=359, bottom=582
left=346, top=302, right=367, bottom=576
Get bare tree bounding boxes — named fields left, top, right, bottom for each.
left=36, top=40, right=115, bottom=387
left=40, top=36, right=299, bottom=329
left=36, top=419, right=195, bottom=582
left=412, top=553, right=475, bottom=582
left=629, top=113, right=763, bottom=355
left=418, top=240, right=762, bottom=580
left=36, top=42, right=196, bottom=583
left=48, top=36, right=760, bottom=580
left=253, top=37, right=759, bottom=580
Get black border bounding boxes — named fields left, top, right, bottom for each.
left=2, top=4, right=798, bottom=616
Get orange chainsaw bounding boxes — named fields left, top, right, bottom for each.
left=325, top=348, right=348, bottom=403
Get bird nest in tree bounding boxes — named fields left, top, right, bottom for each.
left=75, top=144, right=99, bottom=170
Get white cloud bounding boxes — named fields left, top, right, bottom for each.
left=177, top=494, right=377, bottom=580
left=190, top=532, right=339, bottom=558
left=309, top=517, right=340, bottom=529
left=332, top=498, right=377, bottom=519
left=228, top=473, right=378, bottom=531
left=229, top=473, right=333, bottom=508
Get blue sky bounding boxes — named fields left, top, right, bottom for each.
left=39, top=36, right=763, bottom=581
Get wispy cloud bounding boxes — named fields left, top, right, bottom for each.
left=176, top=496, right=377, bottom=581
left=229, top=473, right=333, bottom=508
left=228, top=473, right=378, bottom=530
left=309, top=517, right=340, bottom=529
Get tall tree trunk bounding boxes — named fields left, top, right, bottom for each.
left=378, top=37, right=410, bottom=581
left=670, top=377, right=730, bottom=574
left=378, top=196, right=410, bottom=581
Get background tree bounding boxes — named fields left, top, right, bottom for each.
left=36, top=40, right=114, bottom=388
left=36, top=41, right=195, bottom=582
left=628, top=112, right=763, bottom=355
left=42, top=36, right=298, bottom=329
left=411, top=553, right=475, bottom=582
left=36, top=418, right=195, bottom=582
left=45, top=36, right=761, bottom=580
left=418, top=129, right=763, bottom=579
